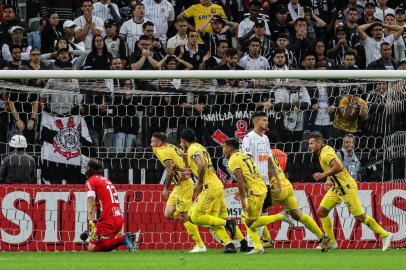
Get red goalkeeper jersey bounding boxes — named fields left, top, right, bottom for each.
left=85, top=174, right=122, bottom=221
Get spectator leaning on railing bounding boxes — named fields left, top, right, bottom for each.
left=332, top=89, right=368, bottom=140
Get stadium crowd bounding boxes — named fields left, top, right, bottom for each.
left=0, top=0, right=405, bottom=184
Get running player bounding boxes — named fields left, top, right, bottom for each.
left=151, top=132, right=206, bottom=253
left=309, top=131, right=392, bottom=251
left=225, top=138, right=280, bottom=254
left=180, top=128, right=237, bottom=253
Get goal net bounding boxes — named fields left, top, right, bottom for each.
left=0, top=72, right=405, bottom=251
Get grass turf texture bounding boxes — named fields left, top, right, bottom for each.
left=2, top=249, right=405, bottom=270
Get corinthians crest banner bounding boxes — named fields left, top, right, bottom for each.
left=40, top=112, right=93, bottom=181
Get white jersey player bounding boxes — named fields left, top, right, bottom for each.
left=242, top=128, right=272, bottom=186
left=241, top=111, right=289, bottom=249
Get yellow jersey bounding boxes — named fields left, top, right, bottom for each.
left=228, top=151, right=267, bottom=195
left=153, top=143, right=192, bottom=185
left=268, top=151, right=291, bottom=189
left=187, top=143, right=223, bottom=189
left=333, top=96, right=368, bottom=132
left=183, top=3, right=227, bottom=43
left=319, top=145, right=357, bottom=193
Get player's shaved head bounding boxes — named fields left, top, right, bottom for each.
left=225, top=138, right=240, bottom=150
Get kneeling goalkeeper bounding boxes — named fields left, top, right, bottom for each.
left=85, top=159, right=139, bottom=252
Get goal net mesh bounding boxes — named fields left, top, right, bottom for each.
left=0, top=76, right=405, bottom=250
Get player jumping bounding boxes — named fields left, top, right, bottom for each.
left=308, top=131, right=392, bottom=251
left=84, top=159, right=139, bottom=252
left=180, top=128, right=237, bottom=253
left=151, top=132, right=206, bottom=253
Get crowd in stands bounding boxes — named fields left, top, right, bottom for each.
left=0, top=0, right=405, bottom=184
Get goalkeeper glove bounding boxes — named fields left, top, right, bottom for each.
left=88, top=220, right=97, bottom=241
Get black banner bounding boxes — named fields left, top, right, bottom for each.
left=201, top=103, right=283, bottom=182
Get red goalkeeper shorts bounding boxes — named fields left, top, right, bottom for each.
left=95, top=217, right=124, bottom=238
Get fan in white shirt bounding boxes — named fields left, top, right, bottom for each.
left=239, top=37, right=270, bottom=70
left=374, top=0, right=395, bottom=22
left=93, top=0, right=121, bottom=22
left=142, top=0, right=175, bottom=47
left=238, top=37, right=270, bottom=88
left=238, top=0, right=271, bottom=39
left=166, top=18, right=188, bottom=55
left=120, top=2, right=153, bottom=55
left=357, top=22, right=403, bottom=65
left=74, top=0, right=105, bottom=52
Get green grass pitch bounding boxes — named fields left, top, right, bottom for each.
left=2, top=249, right=405, bottom=270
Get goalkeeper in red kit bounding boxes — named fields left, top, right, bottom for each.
left=84, top=159, right=139, bottom=252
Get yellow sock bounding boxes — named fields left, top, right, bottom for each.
left=321, top=217, right=336, bottom=243
left=211, top=225, right=231, bottom=245
left=192, top=214, right=226, bottom=226
left=242, top=219, right=263, bottom=251
left=299, top=214, right=324, bottom=239
left=173, top=211, right=180, bottom=219
left=234, top=225, right=245, bottom=241
left=250, top=213, right=283, bottom=229
left=364, top=216, right=389, bottom=238
left=262, top=226, right=271, bottom=241
left=184, top=221, right=205, bottom=247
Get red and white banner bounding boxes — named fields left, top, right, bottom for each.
left=0, top=183, right=405, bottom=251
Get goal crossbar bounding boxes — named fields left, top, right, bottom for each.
left=0, top=70, right=406, bottom=80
